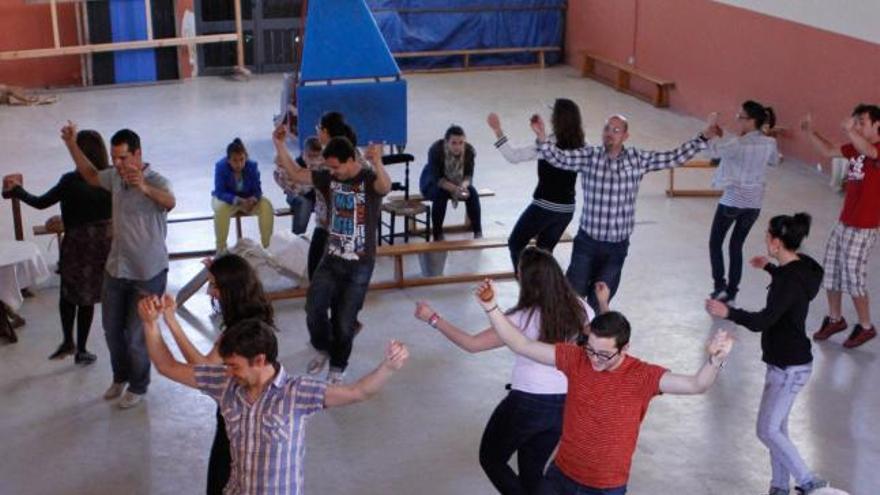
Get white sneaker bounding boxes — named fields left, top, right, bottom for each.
left=103, top=382, right=126, bottom=400
left=327, top=368, right=345, bottom=385
left=118, top=390, right=144, bottom=409
left=306, top=349, right=329, bottom=375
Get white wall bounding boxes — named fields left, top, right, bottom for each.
left=713, top=0, right=880, bottom=44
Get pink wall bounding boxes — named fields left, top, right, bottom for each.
left=565, top=0, right=880, bottom=164
left=0, top=2, right=83, bottom=87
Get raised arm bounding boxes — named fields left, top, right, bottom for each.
left=843, top=117, right=880, bottom=159
left=474, top=279, right=556, bottom=366
left=324, top=340, right=409, bottom=407
left=366, top=144, right=392, bottom=195
left=488, top=112, right=539, bottom=164
left=659, top=330, right=733, bottom=395
left=61, top=121, right=100, bottom=187
left=414, top=301, right=503, bottom=353
left=5, top=176, right=62, bottom=209
left=800, top=114, right=839, bottom=158
left=128, top=171, right=176, bottom=211
left=138, top=296, right=198, bottom=388
left=159, top=294, right=219, bottom=365
left=641, top=113, right=719, bottom=172
left=272, top=125, right=313, bottom=185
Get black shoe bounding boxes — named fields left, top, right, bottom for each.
left=709, top=288, right=727, bottom=300
left=49, top=343, right=75, bottom=360
left=74, top=351, right=97, bottom=365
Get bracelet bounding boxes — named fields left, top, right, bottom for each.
left=428, top=313, right=440, bottom=328
left=484, top=305, right=499, bottom=314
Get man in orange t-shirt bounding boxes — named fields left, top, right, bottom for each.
left=802, top=104, right=880, bottom=349
left=474, top=280, right=735, bottom=494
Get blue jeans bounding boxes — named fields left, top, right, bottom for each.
left=306, top=255, right=375, bottom=370
left=307, top=227, right=329, bottom=280
left=286, top=193, right=314, bottom=235
left=102, top=269, right=167, bottom=394
left=479, top=389, right=566, bottom=495
left=508, top=204, right=574, bottom=272
left=757, top=364, right=817, bottom=491
left=566, top=230, right=629, bottom=311
left=539, top=464, right=627, bottom=495
left=709, top=204, right=760, bottom=297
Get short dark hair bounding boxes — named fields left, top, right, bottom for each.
left=217, top=318, right=278, bottom=364
left=304, top=136, right=322, bottom=153
left=322, top=136, right=356, bottom=162
left=588, top=311, right=631, bottom=349
left=226, top=137, right=247, bottom=158
left=110, top=129, right=141, bottom=153
left=444, top=125, right=465, bottom=141
left=852, top=103, right=880, bottom=124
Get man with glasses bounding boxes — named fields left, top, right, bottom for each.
left=529, top=113, right=721, bottom=310
left=474, top=279, right=734, bottom=495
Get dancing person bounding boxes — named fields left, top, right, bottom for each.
left=802, top=104, right=880, bottom=348
left=707, top=213, right=829, bottom=495
left=530, top=113, right=721, bottom=310
left=474, top=278, right=734, bottom=495
left=212, top=138, right=274, bottom=251
left=65, top=122, right=175, bottom=409
left=707, top=100, right=780, bottom=303
left=415, top=247, right=608, bottom=494
left=3, top=129, right=112, bottom=364
left=139, top=298, right=409, bottom=495
left=487, top=99, right=583, bottom=271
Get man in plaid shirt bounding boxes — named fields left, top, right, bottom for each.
left=530, top=113, right=720, bottom=309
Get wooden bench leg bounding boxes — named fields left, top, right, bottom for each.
left=656, top=86, right=669, bottom=107
left=393, top=255, right=404, bottom=288
left=11, top=197, right=23, bottom=241
left=666, top=168, right=675, bottom=197
left=537, top=50, right=545, bottom=69
left=463, top=53, right=470, bottom=70
left=581, top=55, right=594, bottom=77
left=235, top=215, right=243, bottom=240
left=616, top=69, right=630, bottom=92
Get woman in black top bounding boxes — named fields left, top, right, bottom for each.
left=706, top=213, right=829, bottom=495
left=3, top=130, right=112, bottom=363
left=487, top=99, right=584, bottom=271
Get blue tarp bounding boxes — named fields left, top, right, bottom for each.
left=366, top=0, right=565, bottom=69
left=110, top=0, right=156, bottom=83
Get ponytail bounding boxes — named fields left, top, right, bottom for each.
left=227, top=137, right=247, bottom=158
left=742, top=100, right=775, bottom=131
left=768, top=212, right=811, bottom=251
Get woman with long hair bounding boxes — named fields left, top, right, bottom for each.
left=707, top=100, right=779, bottom=303
left=2, top=129, right=112, bottom=364
left=415, top=247, right=607, bottom=495
left=707, top=213, right=829, bottom=495
left=487, top=98, right=585, bottom=271
left=157, top=253, right=273, bottom=495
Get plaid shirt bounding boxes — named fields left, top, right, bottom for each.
left=538, top=135, right=707, bottom=242
left=194, top=364, right=326, bottom=495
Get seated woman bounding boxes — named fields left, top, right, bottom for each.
left=424, top=125, right=482, bottom=240
left=2, top=129, right=112, bottom=363
left=274, top=136, right=322, bottom=235
left=212, top=138, right=274, bottom=251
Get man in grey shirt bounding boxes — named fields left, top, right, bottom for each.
left=63, top=122, right=175, bottom=409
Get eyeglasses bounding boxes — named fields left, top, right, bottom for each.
left=736, top=112, right=752, bottom=121
left=603, top=126, right=625, bottom=134
left=583, top=343, right=621, bottom=362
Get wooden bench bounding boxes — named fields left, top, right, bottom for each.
left=666, top=160, right=722, bottom=198
left=580, top=51, right=675, bottom=108
left=393, top=46, right=561, bottom=73
left=265, top=232, right=574, bottom=300
left=387, top=188, right=496, bottom=235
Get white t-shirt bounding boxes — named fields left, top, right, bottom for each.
left=508, top=300, right=594, bottom=395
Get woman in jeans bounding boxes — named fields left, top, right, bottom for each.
left=708, top=100, right=779, bottom=303
left=487, top=99, right=584, bottom=272
left=415, top=247, right=608, bottom=495
left=156, top=254, right=274, bottom=494
left=707, top=213, right=830, bottom=495
left=3, top=130, right=112, bottom=364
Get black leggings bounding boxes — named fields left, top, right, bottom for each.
left=58, top=298, right=94, bottom=352
left=206, top=408, right=231, bottom=495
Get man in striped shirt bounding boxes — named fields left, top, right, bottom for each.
left=475, top=279, right=734, bottom=494
left=138, top=297, right=409, bottom=495
left=529, top=114, right=720, bottom=310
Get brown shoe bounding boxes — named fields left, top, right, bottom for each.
left=843, top=325, right=877, bottom=348
left=813, top=316, right=847, bottom=341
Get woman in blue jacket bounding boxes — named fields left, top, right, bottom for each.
left=212, top=138, right=274, bottom=251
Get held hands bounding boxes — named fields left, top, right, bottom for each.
left=272, top=123, right=287, bottom=145
left=414, top=301, right=436, bottom=323
left=702, top=112, right=722, bottom=139
left=530, top=114, right=547, bottom=141
left=137, top=295, right=163, bottom=324
left=799, top=114, right=813, bottom=133
left=706, top=329, right=734, bottom=361
left=381, top=339, right=409, bottom=371
left=365, top=143, right=384, bottom=165
left=705, top=299, right=730, bottom=319
left=60, top=120, right=77, bottom=145
left=160, top=293, right=177, bottom=320
left=749, top=256, right=769, bottom=269
left=842, top=116, right=857, bottom=134
left=473, top=278, right=498, bottom=312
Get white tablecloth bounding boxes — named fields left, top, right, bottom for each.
left=0, top=241, right=50, bottom=310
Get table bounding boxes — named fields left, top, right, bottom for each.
left=0, top=241, right=50, bottom=310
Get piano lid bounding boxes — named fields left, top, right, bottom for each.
left=300, top=0, right=401, bottom=82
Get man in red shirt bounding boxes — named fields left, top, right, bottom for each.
left=474, top=279, right=734, bottom=494
left=802, top=104, right=880, bottom=348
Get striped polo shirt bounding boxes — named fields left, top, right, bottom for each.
left=194, top=364, right=327, bottom=495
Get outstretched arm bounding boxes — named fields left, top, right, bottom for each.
left=138, top=296, right=198, bottom=388
left=474, top=279, right=556, bottom=366
left=800, top=114, right=840, bottom=158
left=61, top=121, right=101, bottom=187
left=659, top=330, right=734, bottom=395
left=414, top=301, right=503, bottom=353
left=366, top=144, right=392, bottom=195
left=324, top=340, right=409, bottom=407
left=272, top=125, right=313, bottom=185
left=488, top=112, right=539, bottom=163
